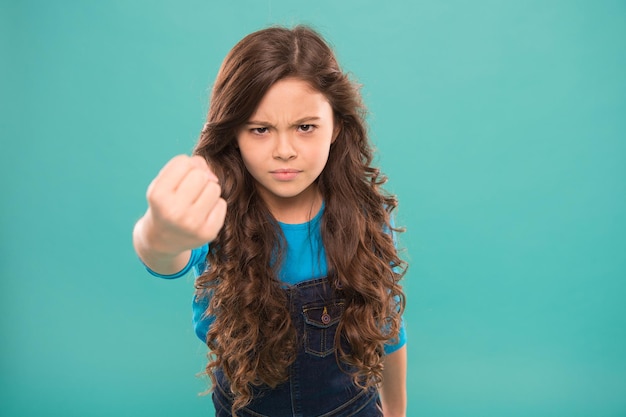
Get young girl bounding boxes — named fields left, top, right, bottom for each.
left=133, top=26, right=407, bottom=417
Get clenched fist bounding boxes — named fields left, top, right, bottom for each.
left=133, top=155, right=227, bottom=275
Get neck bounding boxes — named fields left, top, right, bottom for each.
left=259, top=185, right=323, bottom=224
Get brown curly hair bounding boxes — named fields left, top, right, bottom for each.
left=193, top=25, right=406, bottom=414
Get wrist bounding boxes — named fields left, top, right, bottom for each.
left=133, top=214, right=180, bottom=259
left=133, top=216, right=192, bottom=276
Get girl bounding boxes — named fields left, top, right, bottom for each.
left=133, top=26, right=407, bottom=417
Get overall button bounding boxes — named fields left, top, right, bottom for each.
left=321, top=306, right=331, bottom=324
left=302, top=301, right=345, bottom=357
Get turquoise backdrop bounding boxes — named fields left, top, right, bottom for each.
left=1, top=1, right=625, bottom=416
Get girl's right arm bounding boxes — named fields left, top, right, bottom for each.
left=380, top=345, right=407, bottom=417
left=132, top=154, right=227, bottom=275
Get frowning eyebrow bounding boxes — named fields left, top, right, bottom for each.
left=245, top=117, right=321, bottom=128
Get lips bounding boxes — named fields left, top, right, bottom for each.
left=270, top=168, right=301, bottom=181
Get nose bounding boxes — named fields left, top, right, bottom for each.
left=272, top=133, right=297, bottom=161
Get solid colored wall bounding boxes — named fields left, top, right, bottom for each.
left=1, top=1, right=624, bottom=416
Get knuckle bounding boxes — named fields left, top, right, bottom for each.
left=191, top=168, right=209, bottom=183
left=145, top=187, right=159, bottom=206
left=173, top=154, right=190, bottom=164
left=205, top=181, right=221, bottom=197
left=146, top=184, right=167, bottom=208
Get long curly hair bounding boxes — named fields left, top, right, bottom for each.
left=193, top=25, right=406, bottom=414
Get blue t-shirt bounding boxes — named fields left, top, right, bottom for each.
left=147, top=206, right=406, bottom=354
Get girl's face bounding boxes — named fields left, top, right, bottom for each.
left=236, top=78, right=336, bottom=222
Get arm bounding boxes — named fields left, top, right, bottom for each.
left=380, top=345, right=407, bottom=417
left=133, top=155, right=226, bottom=275
left=133, top=215, right=192, bottom=275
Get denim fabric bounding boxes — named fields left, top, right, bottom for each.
left=212, top=277, right=383, bottom=417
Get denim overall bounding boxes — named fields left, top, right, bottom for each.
left=212, top=277, right=382, bottom=417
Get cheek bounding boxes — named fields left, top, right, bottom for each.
left=240, top=153, right=260, bottom=174
left=312, top=146, right=332, bottom=169
left=237, top=141, right=260, bottom=166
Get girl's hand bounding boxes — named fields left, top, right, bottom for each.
left=133, top=155, right=227, bottom=274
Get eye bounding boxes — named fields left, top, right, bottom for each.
left=298, top=124, right=316, bottom=133
left=250, top=127, right=269, bottom=135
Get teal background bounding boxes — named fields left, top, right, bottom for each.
left=1, top=1, right=625, bottom=416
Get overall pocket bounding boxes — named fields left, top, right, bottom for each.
left=302, top=300, right=345, bottom=357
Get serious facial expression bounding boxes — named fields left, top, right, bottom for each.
left=236, top=78, right=336, bottom=219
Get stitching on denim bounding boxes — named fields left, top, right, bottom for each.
left=214, top=379, right=271, bottom=417
left=302, top=301, right=345, bottom=357
left=317, top=387, right=379, bottom=417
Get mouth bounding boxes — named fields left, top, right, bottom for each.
left=270, top=169, right=301, bottom=181
left=271, top=169, right=301, bottom=174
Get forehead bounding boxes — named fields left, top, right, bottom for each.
left=250, top=78, right=332, bottom=120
